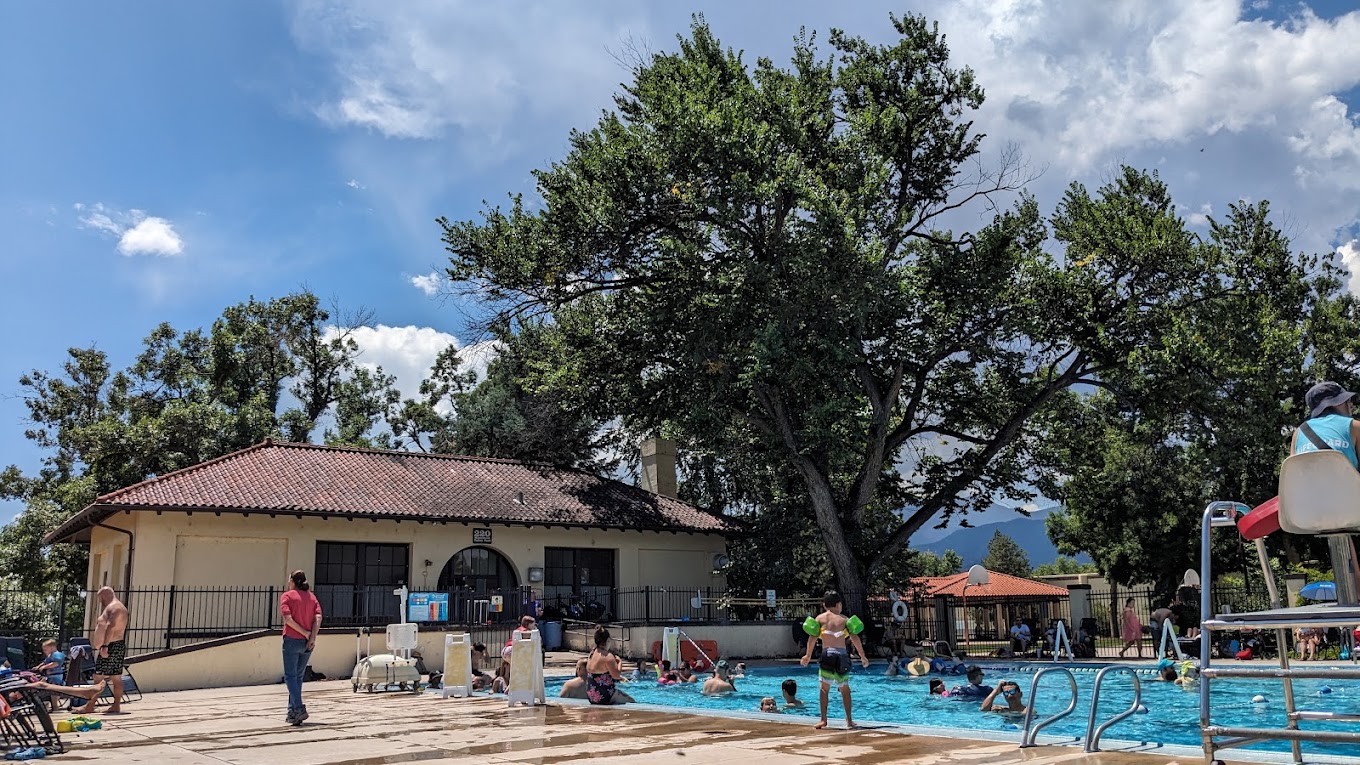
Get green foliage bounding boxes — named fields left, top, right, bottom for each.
left=914, top=549, right=964, bottom=577
left=981, top=531, right=1031, bottom=577
left=1032, top=556, right=1097, bottom=577
left=438, top=15, right=1240, bottom=605
left=2, top=292, right=402, bottom=590
left=1046, top=201, right=1356, bottom=587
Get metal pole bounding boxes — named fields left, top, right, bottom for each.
left=165, top=585, right=177, bottom=651
left=1199, top=503, right=1215, bottom=762
left=56, top=589, right=69, bottom=649
left=963, top=586, right=970, bottom=657
left=1256, top=538, right=1303, bottom=764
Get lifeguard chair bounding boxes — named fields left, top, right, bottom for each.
left=1197, top=449, right=1360, bottom=764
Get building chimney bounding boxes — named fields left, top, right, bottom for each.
left=640, top=437, right=678, bottom=498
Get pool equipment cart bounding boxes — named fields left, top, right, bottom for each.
left=351, top=586, right=422, bottom=694
left=1198, top=479, right=1360, bottom=763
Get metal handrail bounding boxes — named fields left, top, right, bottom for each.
left=1084, top=665, right=1142, bottom=752
left=1199, top=500, right=1306, bottom=765
left=1019, top=667, right=1079, bottom=748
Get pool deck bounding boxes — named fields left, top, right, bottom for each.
left=53, top=678, right=1263, bottom=765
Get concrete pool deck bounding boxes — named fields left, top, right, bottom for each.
left=49, top=679, right=1269, bottom=765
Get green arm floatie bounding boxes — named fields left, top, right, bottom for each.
left=846, top=615, right=865, bottom=635
left=802, top=616, right=821, bottom=636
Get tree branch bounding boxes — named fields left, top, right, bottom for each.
left=868, top=350, right=1093, bottom=575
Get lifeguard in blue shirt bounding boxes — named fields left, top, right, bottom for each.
left=1291, top=381, right=1360, bottom=469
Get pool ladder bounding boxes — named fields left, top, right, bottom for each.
left=1019, top=666, right=1143, bottom=752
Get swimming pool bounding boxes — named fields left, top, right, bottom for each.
left=547, top=663, right=1360, bottom=757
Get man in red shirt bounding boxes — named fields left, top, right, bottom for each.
left=280, top=570, right=322, bottom=725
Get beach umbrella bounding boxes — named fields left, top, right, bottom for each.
left=1300, top=581, right=1337, bottom=601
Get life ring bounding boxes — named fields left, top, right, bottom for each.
left=891, top=600, right=908, bottom=622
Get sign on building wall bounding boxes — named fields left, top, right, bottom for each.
left=408, top=592, right=449, bottom=622
left=473, top=528, right=493, bottom=544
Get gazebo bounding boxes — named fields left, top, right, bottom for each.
left=909, top=570, right=1070, bottom=647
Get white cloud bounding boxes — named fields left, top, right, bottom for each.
left=289, top=1, right=1360, bottom=291
left=117, top=216, right=184, bottom=257
left=341, top=324, right=498, bottom=405
left=409, top=270, right=445, bottom=296
left=1340, top=240, right=1360, bottom=294
left=290, top=1, right=644, bottom=142
left=75, top=202, right=184, bottom=257
left=346, top=178, right=364, bottom=189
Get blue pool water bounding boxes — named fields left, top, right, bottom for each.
left=548, top=663, right=1360, bottom=757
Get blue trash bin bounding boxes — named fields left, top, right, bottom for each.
left=542, top=621, right=563, bottom=651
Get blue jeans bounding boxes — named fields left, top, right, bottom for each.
left=282, top=637, right=312, bottom=714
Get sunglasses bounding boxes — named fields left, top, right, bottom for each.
left=1002, top=687, right=1020, bottom=696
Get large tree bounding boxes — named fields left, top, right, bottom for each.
left=439, top=16, right=1227, bottom=606
left=1047, top=202, right=1359, bottom=587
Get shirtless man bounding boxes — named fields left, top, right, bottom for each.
left=701, top=660, right=736, bottom=695
left=800, top=591, right=870, bottom=730
left=78, top=586, right=128, bottom=714
left=559, top=659, right=589, bottom=699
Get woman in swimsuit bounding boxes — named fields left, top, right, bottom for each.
left=585, top=626, right=632, bottom=705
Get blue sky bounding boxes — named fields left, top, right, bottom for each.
left=3, top=1, right=1360, bottom=525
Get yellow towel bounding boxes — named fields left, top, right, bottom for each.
left=442, top=633, right=473, bottom=698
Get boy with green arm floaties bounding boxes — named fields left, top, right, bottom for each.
left=799, top=591, right=869, bottom=729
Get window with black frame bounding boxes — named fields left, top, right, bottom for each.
left=314, top=542, right=409, bottom=624
left=543, top=547, right=615, bottom=620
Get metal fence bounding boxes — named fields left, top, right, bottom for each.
left=0, top=589, right=85, bottom=668
left=5, top=578, right=1290, bottom=661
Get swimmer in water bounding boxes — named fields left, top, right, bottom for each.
left=979, top=680, right=1028, bottom=714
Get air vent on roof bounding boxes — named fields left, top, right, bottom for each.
left=514, top=491, right=525, bottom=505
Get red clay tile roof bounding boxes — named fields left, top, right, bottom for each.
left=45, top=441, right=740, bottom=544
left=910, top=571, right=1069, bottom=599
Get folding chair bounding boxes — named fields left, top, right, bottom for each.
left=0, top=677, right=63, bottom=755
left=62, top=639, right=140, bottom=708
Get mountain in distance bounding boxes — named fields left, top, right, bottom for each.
left=912, top=504, right=1091, bottom=569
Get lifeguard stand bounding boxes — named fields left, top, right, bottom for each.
left=1198, top=450, right=1360, bottom=763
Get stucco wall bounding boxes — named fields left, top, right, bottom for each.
left=117, top=511, right=726, bottom=593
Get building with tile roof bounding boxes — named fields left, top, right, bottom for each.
left=50, top=439, right=736, bottom=652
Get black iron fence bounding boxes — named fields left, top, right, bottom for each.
left=4, top=579, right=1290, bottom=662
left=0, top=589, right=85, bottom=668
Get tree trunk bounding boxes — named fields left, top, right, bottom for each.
left=802, top=483, right=870, bottom=617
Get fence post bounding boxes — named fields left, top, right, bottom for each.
left=644, top=587, right=651, bottom=625
left=165, top=585, right=177, bottom=651
left=56, top=589, right=69, bottom=648
left=267, top=586, right=276, bottom=630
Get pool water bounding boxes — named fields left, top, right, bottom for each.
left=547, top=663, right=1360, bottom=757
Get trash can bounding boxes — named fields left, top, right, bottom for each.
left=542, top=621, right=563, bottom=651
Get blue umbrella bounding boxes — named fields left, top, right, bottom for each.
left=1300, top=581, right=1337, bottom=601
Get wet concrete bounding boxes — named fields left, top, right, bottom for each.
left=40, top=679, right=1254, bottom=764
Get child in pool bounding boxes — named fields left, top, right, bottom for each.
left=781, top=678, right=804, bottom=708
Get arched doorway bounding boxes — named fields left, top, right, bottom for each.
left=437, top=546, right=519, bottom=595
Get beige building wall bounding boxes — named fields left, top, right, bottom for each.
left=117, top=511, right=726, bottom=593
